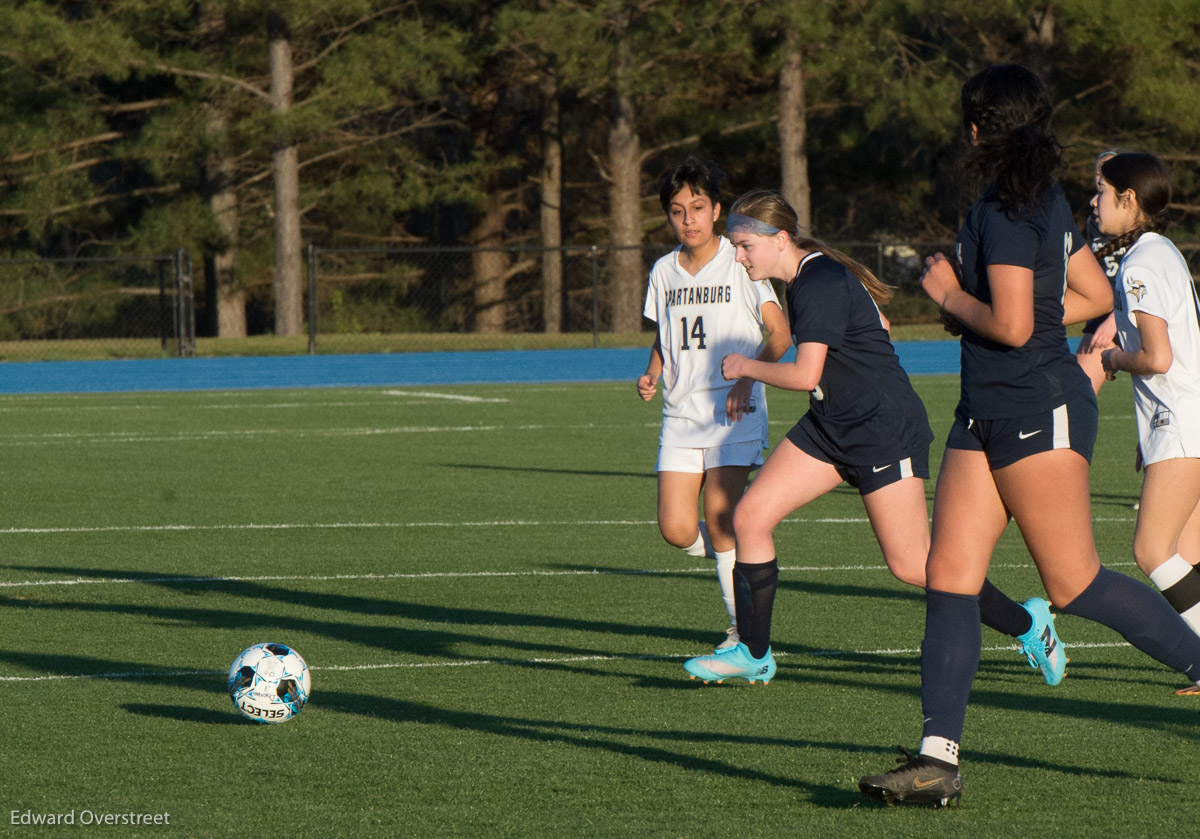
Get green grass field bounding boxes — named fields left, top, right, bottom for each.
left=0, top=373, right=1195, bottom=837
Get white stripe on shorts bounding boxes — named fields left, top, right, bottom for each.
left=899, top=457, right=914, bottom=478
left=1052, top=403, right=1070, bottom=450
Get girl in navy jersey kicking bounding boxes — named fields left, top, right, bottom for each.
left=682, top=189, right=1063, bottom=688
left=859, top=64, right=1200, bottom=808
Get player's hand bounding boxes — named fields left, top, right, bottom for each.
left=721, top=353, right=747, bottom=381
left=920, top=252, right=962, bottom=309
left=636, top=373, right=658, bottom=401
left=938, top=308, right=962, bottom=336
left=1086, top=313, right=1118, bottom=352
left=1100, top=348, right=1119, bottom=381
left=726, top=377, right=753, bottom=422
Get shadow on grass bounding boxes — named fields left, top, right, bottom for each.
left=441, top=462, right=655, bottom=480
left=1089, top=490, right=1141, bottom=511
left=543, top=562, right=924, bottom=603
left=123, top=704, right=243, bottom=725
left=122, top=688, right=1183, bottom=804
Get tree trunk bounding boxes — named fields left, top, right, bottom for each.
left=472, top=186, right=508, bottom=332
left=204, top=106, right=245, bottom=338
left=197, top=3, right=246, bottom=338
left=778, top=29, right=811, bottom=234
left=268, top=13, right=303, bottom=336
left=607, top=38, right=643, bottom=334
left=540, top=71, right=563, bottom=333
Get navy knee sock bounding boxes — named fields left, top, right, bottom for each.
left=1061, top=566, right=1200, bottom=681
left=921, top=589, right=982, bottom=745
left=734, top=559, right=778, bottom=660
left=978, top=578, right=1032, bottom=637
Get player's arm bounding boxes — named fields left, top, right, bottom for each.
left=1102, top=311, right=1171, bottom=378
left=1062, top=246, right=1113, bottom=327
left=637, top=336, right=664, bottom=401
left=723, top=341, right=827, bottom=393
left=922, top=252, right=1033, bottom=347
left=725, top=301, right=791, bottom=420
left=757, top=301, right=791, bottom=364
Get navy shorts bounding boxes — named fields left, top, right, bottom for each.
left=786, top=421, right=930, bottom=496
left=946, top=389, right=1098, bottom=470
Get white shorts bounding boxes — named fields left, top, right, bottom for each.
left=1139, top=408, right=1200, bottom=467
left=656, top=440, right=764, bottom=473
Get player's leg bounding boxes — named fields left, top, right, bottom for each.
left=1131, top=458, right=1200, bottom=638
left=860, top=474, right=929, bottom=587
left=701, top=461, right=753, bottom=647
left=859, top=447, right=1004, bottom=806
left=996, top=449, right=1200, bottom=689
left=733, top=436, right=842, bottom=564
left=856, top=455, right=1051, bottom=676
left=683, top=437, right=841, bottom=684
left=656, top=462, right=706, bottom=553
left=1166, top=474, right=1200, bottom=692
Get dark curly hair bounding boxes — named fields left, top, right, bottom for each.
left=960, top=64, right=1065, bottom=218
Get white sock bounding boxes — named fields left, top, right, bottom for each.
left=1148, top=554, right=1200, bottom=636
left=919, top=736, right=959, bottom=766
left=714, top=548, right=737, bottom=622
left=682, top=528, right=707, bottom=558
left=699, top=520, right=715, bottom=559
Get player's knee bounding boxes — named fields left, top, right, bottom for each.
left=1131, top=538, right=1167, bottom=576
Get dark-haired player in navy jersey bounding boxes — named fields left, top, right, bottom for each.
left=859, top=64, right=1200, bottom=808
left=681, top=189, right=1058, bottom=688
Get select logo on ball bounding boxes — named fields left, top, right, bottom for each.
left=228, top=642, right=311, bottom=724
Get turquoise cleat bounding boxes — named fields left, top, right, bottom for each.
left=683, top=642, right=775, bottom=685
left=1017, top=597, right=1067, bottom=686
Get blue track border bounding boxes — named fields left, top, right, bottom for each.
left=0, top=342, right=971, bottom=395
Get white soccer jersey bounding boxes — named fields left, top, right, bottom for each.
left=643, top=236, right=781, bottom=448
left=1112, top=232, right=1200, bottom=464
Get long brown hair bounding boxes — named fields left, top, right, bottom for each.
left=729, top=189, right=895, bottom=305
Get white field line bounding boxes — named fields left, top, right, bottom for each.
left=0, top=642, right=1139, bottom=683
left=0, top=422, right=659, bottom=446
left=0, top=556, right=1140, bottom=590
left=0, top=514, right=1138, bottom=538
left=383, top=390, right=509, bottom=403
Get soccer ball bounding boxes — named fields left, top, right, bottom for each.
left=228, top=643, right=311, bottom=724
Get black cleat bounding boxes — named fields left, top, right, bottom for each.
left=858, top=748, right=962, bottom=808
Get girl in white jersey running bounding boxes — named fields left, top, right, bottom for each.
left=637, top=157, right=790, bottom=651
left=1097, top=153, right=1200, bottom=669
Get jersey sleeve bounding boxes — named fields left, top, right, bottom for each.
left=978, top=208, right=1041, bottom=269
left=642, top=269, right=661, bottom=324
left=790, top=269, right=848, bottom=349
left=750, top=277, right=781, bottom=326
left=1121, top=261, right=1177, bottom=321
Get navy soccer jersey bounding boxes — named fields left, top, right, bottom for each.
left=954, top=185, right=1091, bottom=418
left=786, top=253, right=933, bottom=465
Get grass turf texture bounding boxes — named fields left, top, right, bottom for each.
left=0, top=375, right=1197, bottom=837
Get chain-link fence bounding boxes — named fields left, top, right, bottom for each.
left=302, top=241, right=961, bottom=351
left=304, top=240, right=1200, bottom=352
left=0, top=250, right=195, bottom=360
left=5, top=240, right=1200, bottom=359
